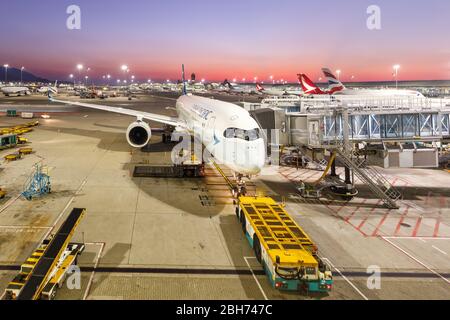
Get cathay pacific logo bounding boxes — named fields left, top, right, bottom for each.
left=213, top=133, right=220, bottom=145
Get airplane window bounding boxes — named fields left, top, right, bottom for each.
left=223, top=128, right=260, bottom=141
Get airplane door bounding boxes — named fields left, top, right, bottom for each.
left=204, top=116, right=216, bottom=145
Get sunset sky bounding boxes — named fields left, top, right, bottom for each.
left=1, top=0, right=449, bottom=82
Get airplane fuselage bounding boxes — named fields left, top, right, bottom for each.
left=1, top=86, right=30, bottom=96
left=333, top=89, right=424, bottom=97
left=175, top=95, right=265, bottom=175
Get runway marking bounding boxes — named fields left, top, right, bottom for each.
left=243, top=257, right=268, bottom=301
left=382, top=237, right=450, bottom=285
left=433, top=216, right=441, bottom=237
left=431, top=245, right=448, bottom=256
left=345, top=199, right=366, bottom=222
left=371, top=212, right=390, bottom=237
left=83, top=242, right=105, bottom=300
left=411, top=216, right=423, bottom=237
left=384, top=236, right=450, bottom=240
left=356, top=200, right=381, bottom=231
left=0, top=193, right=21, bottom=214
left=321, top=257, right=368, bottom=300
left=280, top=168, right=446, bottom=238
left=0, top=225, right=50, bottom=229
left=40, top=179, right=87, bottom=242
left=394, top=206, right=409, bottom=236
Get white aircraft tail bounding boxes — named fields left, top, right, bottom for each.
left=321, top=68, right=345, bottom=93
left=47, top=80, right=58, bottom=96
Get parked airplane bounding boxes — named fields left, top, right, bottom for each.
left=320, top=68, right=425, bottom=97
left=299, top=71, right=424, bottom=97
left=49, top=65, right=265, bottom=175
left=222, top=80, right=254, bottom=94
left=256, top=83, right=286, bottom=96
left=1, top=85, right=31, bottom=96
left=37, top=81, right=58, bottom=95
left=256, top=83, right=303, bottom=96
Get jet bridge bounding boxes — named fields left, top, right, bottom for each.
left=287, top=101, right=450, bottom=147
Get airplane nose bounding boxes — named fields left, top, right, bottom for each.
left=244, top=144, right=265, bottom=174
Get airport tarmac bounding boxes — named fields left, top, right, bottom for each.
left=0, top=93, right=449, bottom=300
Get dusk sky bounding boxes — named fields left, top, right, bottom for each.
left=1, top=0, right=449, bottom=82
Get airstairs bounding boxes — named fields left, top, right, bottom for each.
left=22, top=163, right=51, bottom=200
left=335, top=148, right=401, bottom=209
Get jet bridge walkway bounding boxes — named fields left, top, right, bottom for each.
left=16, top=208, right=85, bottom=300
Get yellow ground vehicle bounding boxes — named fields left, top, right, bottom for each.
left=4, top=153, right=21, bottom=161
left=18, top=147, right=33, bottom=155
left=236, top=196, right=333, bottom=293
left=3, top=208, right=85, bottom=300
left=17, top=136, right=28, bottom=144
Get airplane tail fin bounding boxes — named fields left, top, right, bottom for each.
left=222, top=79, right=232, bottom=89
left=297, top=73, right=325, bottom=94
left=321, top=67, right=345, bottom=93
left=256, top=83, right=264, bottom=92
left=47, top=86, right=53, bottom=101
left=53, top=80, right=58, bottom=94
left=181, top=64, right=187, bottom=95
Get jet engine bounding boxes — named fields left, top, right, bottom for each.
left=126, top=121, right=151, bottom=148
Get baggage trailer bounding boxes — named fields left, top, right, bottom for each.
left=236, top=196, right=333, bottom=293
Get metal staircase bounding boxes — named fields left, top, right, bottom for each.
left=22, top=163, right=51, bottom=200
left=335, top=148, right=401, bottom=209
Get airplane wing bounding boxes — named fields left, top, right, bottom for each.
left=49, top=97, right=185, bottom=128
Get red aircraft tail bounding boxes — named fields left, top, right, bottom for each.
left=297, top=73, right=325, bottom=94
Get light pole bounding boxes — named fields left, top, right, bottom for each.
left=20, top=66, right=25, bottom=84
left=85, top=75, right=88, bottom=86
left=121, top=65, right=128, bottom=82
left=336, top=69, right=341, bottom=81
left=76, top=64, right=83, bottom=86
left=69, top=74, right=74, bottom=86
left=121, top=65, right=128, bottom=94
left=3, top=64, right=9, bottom=83
left=393, top=64, right=400, bottom=89
left=107, top=74, right=111, bottom=86
left=270, top=75, right=274, bottom=84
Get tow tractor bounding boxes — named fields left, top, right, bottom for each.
left=211, top=162, right=333, bottom=294
left=236, top=196, right=333, bottom=293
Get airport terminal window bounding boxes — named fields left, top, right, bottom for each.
left=224, top=128, right=260, bottom=141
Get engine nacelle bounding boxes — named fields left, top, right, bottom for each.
left=126, top=121, right=151, bottom=148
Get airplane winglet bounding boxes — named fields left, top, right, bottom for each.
left=47, top=87, right=54, bottom=101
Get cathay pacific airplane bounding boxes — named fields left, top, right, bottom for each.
left=49, top=65, right=265, bottom=175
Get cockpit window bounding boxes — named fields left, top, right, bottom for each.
left=224, top=128, right=260, bottom=141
